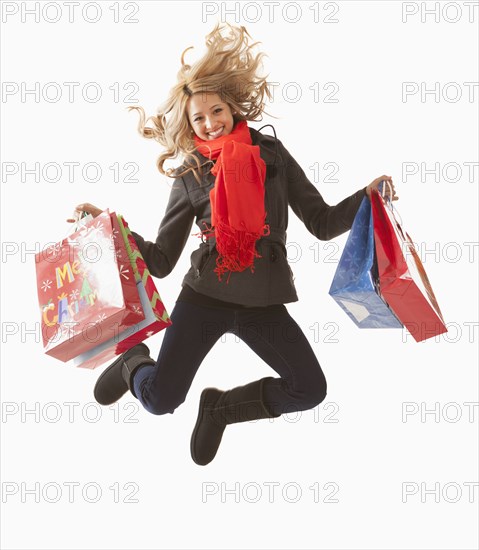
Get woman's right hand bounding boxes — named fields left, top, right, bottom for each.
left=66, top=203, right=103, bottom=223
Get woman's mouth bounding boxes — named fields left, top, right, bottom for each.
left=207, top=126, right=224, bottom=139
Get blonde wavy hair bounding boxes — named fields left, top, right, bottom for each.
left=127, top=22, right=275, bottom=184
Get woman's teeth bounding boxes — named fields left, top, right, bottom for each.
left=208, top=127, right=224, bottom=138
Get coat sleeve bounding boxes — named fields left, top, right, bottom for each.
left=278, top=139, right=367, bottom=240
left=130, top=176, right=195, bottom=278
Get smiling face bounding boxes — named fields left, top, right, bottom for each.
left=187, top=93, right=235, bottom=141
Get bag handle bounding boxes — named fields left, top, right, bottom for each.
left=379, top=180, right=403, bottom=228
left=64, top=210, right=92, bottom=238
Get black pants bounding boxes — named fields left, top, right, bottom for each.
left=132, top=300, right=327, bottom=416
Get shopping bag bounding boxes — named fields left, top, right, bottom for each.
left=72, top=214, right=172, bottom=369
left=370, top=188, right=447, bottom=342
left=117, top=214, right=172, bottom=342
left=35, top=210, right=145, bottom=362
left=329, top=196, right=403, bottom=328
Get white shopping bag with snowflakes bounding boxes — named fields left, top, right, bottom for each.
left=72, top=214, right=172, bottom=370
left=35, top=210, right=145, bottom=363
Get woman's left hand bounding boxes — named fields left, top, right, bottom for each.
left=365, top=175, right=398, bottom=201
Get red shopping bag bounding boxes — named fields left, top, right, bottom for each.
left=72, top=214, right=172, bottom=369
left=371, top=189, right=447, bottom=342
left=35, top=210, right=145, bottom=362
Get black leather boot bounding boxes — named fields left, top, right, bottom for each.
left=93, top=343, right=156, bottom=406
left=190, top=377, right=281, bottom=466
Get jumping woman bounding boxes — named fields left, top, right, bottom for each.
left=68, top=23, right=397, bottom=465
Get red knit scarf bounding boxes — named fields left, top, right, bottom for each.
left=194, top=119, right=270, bottom=283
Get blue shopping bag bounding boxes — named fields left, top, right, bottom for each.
left=329, top=196, right=403, bottom=328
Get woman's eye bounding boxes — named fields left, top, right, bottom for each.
left=193, top=109, right=222, bottom=122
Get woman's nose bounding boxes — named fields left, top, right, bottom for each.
left=204, top=116, right=213, bottom=130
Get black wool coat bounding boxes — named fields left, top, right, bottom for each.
left=131, top=126, right=367, bottom=307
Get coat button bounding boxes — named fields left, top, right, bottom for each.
left=195, top=268, right=200, bottom=277
left=270, top=251, right=277, bottom=262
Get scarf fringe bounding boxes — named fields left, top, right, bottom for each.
left=194, top=220, right=270, bottom=283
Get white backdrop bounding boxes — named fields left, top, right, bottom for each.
left=1, top=1, right=478, bottom=549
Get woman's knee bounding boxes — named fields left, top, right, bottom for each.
left=282, top=372, right=327, bottom=412
left=303, top=377, right=327, bottom=408
left=139, top=393, right=186, bottom=416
